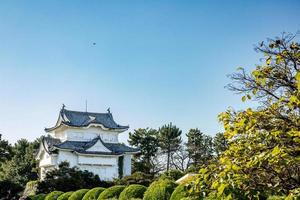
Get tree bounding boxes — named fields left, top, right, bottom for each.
left=189, top=33, right=300, bottom=199
left=128, top=128, right=159, bottom=174
left=186, top=128, right=213, bottom=168
left=158, top=123, right=182, bottom=172
left=0, top=138, right=39, bottom=186
left=37, top=162, right=110, bottom=193
left=213, top=132, right=228, bottom=156
left=0, top=134, right=13, bottom=163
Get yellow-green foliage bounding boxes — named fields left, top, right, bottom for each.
left=170, top=184, right=189, bottom=200
left=57, top=192, right=74, bottom=200
left=24, top=180, right=39, bottom=197
left=69, top=189, right=89, bottom=200
left=97, top=185, right=125, bottom=200
left=119, top=184, right=147, bottom=200
left=143, top=179, right=177, bottom=200
left=188, top=34, right=300, bottom=199
left=82, top=187, right=105, bottom=200
left=45, top=191, right=64, bottom=200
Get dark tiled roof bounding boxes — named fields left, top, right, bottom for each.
left=45, top=107, right=129, bottom=131
left=42, top=136, right=139, bottom=155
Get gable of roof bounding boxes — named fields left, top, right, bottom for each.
left=45, top=106, right=129, bottom=132
left=41, top=136, right=139, bottom=156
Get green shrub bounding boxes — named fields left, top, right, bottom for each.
left=143, top=179, right=177, bottom=200
left=45, top=191, right=64, bottom=200
left=82, top=187, right=106, bottom=200
left=114, top=172, right=153, bottom=186
left=159, top=169, right=184, bottom=181
left=170, top=184, right=189, bottom=200
left=30, top=193, right=47, bottom=200
left=97, top=185, right=125, bottom=200
left=69, top=189, right=89, bottom=200
left=119, top=184, right=147, bottom=200
left=57, top=191, right=74, bottom=200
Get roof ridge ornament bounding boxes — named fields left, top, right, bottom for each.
left=107, top=107, right=111, bottom=113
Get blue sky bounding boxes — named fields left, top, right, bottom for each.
left=0, top=0, right=299, bottom=144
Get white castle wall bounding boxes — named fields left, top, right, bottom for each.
left=51, top=127, right=119, bottom=143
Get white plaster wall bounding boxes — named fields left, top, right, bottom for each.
left=78, top=164, right=118, bottom=181
left=86, top=140, right=111, bottom=152
left=39, top=151, right=57, bottom=167
left=78, top=155, right=117, bottom=166
left=123, top=154, right=132, bottom=176
left=54, top=127, right=120, bottom=143
left=57, top=151, right=78, bottom=167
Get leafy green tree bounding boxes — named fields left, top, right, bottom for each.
left=37, top=162, right=111, bottom=193
left=0, top=134, right=13, bottom=163
left=158, top=123, right=182, bottom=172
left=128, top=128, right=159, bottom=174
left=212, top=132, right=228, bottom=156
left=189, top=33, right=300, bottom=199
left=186, top=129, right=213, bottom=168
left=0, top=139, right=39, bottom=186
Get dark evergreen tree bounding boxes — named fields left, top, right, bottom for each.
left=0, top=134, right=13, bottom=163
left=186, top=128, right=213, bottom=168
left=37, top=162, right=111, bottom=193
left=0, top=139, right=39, bottom=186
left=158, top=123, right=182, bottom=172
left=213, top=132, right=228, bottom=156
left=128, top=128, right=159, bottom=174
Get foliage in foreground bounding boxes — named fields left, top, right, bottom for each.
left=119, top=184, right=147, bottom=200
left=69, top=189, right=89, bottom=200
left=143, top=179, right=177, bottom=200
left=97, top=185, right=125, bottom=200
left=45, top=191, right=64, bottom=200
left=82, top=187, right=105, bottom=200
left=170, top=184, right=189, bottom=200
left=57, top=191, right=74, bottom=200
left=188, top=33, right=300, bottom=199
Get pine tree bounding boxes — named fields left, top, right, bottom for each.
left=158, top=123, right=182, bottom=172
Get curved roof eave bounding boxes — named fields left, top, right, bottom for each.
left=45, top=122, right=129, bottom=132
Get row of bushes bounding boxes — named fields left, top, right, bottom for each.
left=30, top=178, right=191, bottom=200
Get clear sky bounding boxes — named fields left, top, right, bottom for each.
left=0, top=0, right=299, bottom=144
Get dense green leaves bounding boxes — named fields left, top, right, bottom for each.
left=82, top=187, right=105, bottom=200
left=44, top=191, right=63, bottom=200
left=129, top=128, right=159, bottom=174
left=37, top=162, right=110, bottom=193
left=189, top=33, right=300, bottom=199
left=69, top=189, right=89, bottom=200
left=158, top=123, right=182, bottom=172
left=186, top=129, right=213, bottom=168
left=97, top=185, right=125, bottom=200
left=143, top=179, right=177, bottom=200
left=119, top=184, right=147, bottom=200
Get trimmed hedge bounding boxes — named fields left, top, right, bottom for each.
left=57, top=191, right=74, bottom=200
left=119, top=184, right=147, bottom=200
left=69, top=189, right=89, bottom=200
left=143, top=179, right=177, bottom=200
left=30, top=193, right=47, bottom=200
left=45, top=191, right=64, bottom=200
left=97, top=185, right=125, bottom=200
left=82, top=187, right=105, bottom=200
left=170, top=184, right=189, bottom=200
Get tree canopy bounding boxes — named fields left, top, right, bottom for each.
left=189, top=33, right=300, bottom=199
